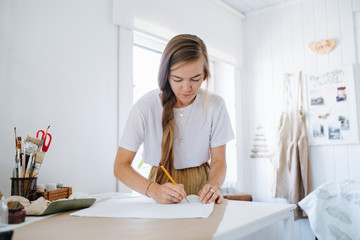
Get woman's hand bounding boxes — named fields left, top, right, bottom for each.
left=199, top=183, right=223, bottom=204
left=149, top=182, right=188, bottom=204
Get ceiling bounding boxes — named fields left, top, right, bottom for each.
left=221, top=0, right=293, bottom=15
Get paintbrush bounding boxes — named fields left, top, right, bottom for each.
left=21, top=140, right=26, bottom=177
left=16, top=137, right=22, bottom=177
left=14, top=127, right=17, bottom=151
left=25, top=153, right=34, bottom=178
left=13, top=127, right=18, bottom=178
left=29, top=152, right=45, bottom=177
left=13, top=136, right=22, bottom=178
left=26, top=136, right=41, bottom=148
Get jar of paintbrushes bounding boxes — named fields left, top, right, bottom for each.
left=11, top=126, right=52, bottom=201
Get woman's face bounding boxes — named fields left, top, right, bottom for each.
left=168, top=58, right=205, bottom=108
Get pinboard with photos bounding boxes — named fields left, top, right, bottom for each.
left=304, top=65, right=359, bottom=145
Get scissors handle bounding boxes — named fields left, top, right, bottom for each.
left=36, top=130, right=45, bottom=140
left=36, top=130, right=52, bottom=152
left=42, top=133, right=52, bottom=152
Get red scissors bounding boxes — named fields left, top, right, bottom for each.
left=36, top=130, right=52, bottom=152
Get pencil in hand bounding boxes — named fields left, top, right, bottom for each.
left=160, top=165, right=189, bottom=203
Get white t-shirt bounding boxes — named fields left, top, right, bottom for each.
left=119, top=89, right=234, bottom=169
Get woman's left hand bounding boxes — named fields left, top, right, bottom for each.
left=199, top=183, right=223, bottom=204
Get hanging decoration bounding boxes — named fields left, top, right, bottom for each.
left=250, top=124, right=272, bottom=159
left=308, top=39, right=336, bottom=55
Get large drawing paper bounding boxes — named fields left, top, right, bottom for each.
left=70, top=195, right=214, bottom=219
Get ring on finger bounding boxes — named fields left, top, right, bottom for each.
left=210, top=188, right=215, bottom=193
left=170, top=196, right=174, bottom=202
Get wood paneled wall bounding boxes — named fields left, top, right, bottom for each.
left=242, top=0, right=359, bottom=239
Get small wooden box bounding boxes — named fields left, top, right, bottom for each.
left=42, top=187, right=72, bottom=201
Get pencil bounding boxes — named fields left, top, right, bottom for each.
left=160, top=165, right=189, bottom=203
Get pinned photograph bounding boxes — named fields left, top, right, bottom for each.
left=328, top=123, right=341, bottom=140
left=336, top=86, right=347, bottom=102
left=310, top=89, right=324, bottom=105
left=338, top=115, right=350, bottom=131
left=312, top=122, right=325, bottom=138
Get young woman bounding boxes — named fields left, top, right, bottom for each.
left=114, top=34, right=234, bottom=204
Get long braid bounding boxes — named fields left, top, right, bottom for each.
left=155, top=89, right=176, bottom=184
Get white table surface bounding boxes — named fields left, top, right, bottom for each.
left=213, top=200, right=296, bottom=240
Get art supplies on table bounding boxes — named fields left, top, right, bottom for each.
left=10, top=126, right=52, bottom=201
left=36, top=128, right=52, bottom=152
left=42, top=187, right=72, bottom=201
left=10, top=177, right=38, bottom=201
left=11, top=126, right=52, bottom=179
left=3, top=195, right=96, bottom=216
left=7, top=200, right=26, bottom=224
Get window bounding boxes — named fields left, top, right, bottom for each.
left=130, top=33, right=164, bottom=178
left=132, top=45, right=162, bottom=102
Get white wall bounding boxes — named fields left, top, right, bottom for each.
left=0, top=0, right=118, bottom=196
left=242, top=0, right=359, bottom=239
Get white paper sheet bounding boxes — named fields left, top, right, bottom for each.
left=70, top=195, right=214, bottom=219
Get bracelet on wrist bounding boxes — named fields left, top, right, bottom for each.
left=145, top=182, right=154, bottom=197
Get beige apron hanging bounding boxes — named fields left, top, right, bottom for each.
left=274, top=74, right=293, bottom=198
left=287, top=72, right=313, bottom=220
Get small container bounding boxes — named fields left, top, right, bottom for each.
left=43, top=187, right=72, bottom=201
left=36, top=184, right=45, bottom=193
left=45, top=183, right=57, bottom=191
left=11, top=177, right=38, bottom=201
left=0, top=196, right=8, bottom=227
left=8, top=209, right=26, bottom=224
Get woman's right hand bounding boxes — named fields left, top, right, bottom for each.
left=148, top=182, right=188, bottom=204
